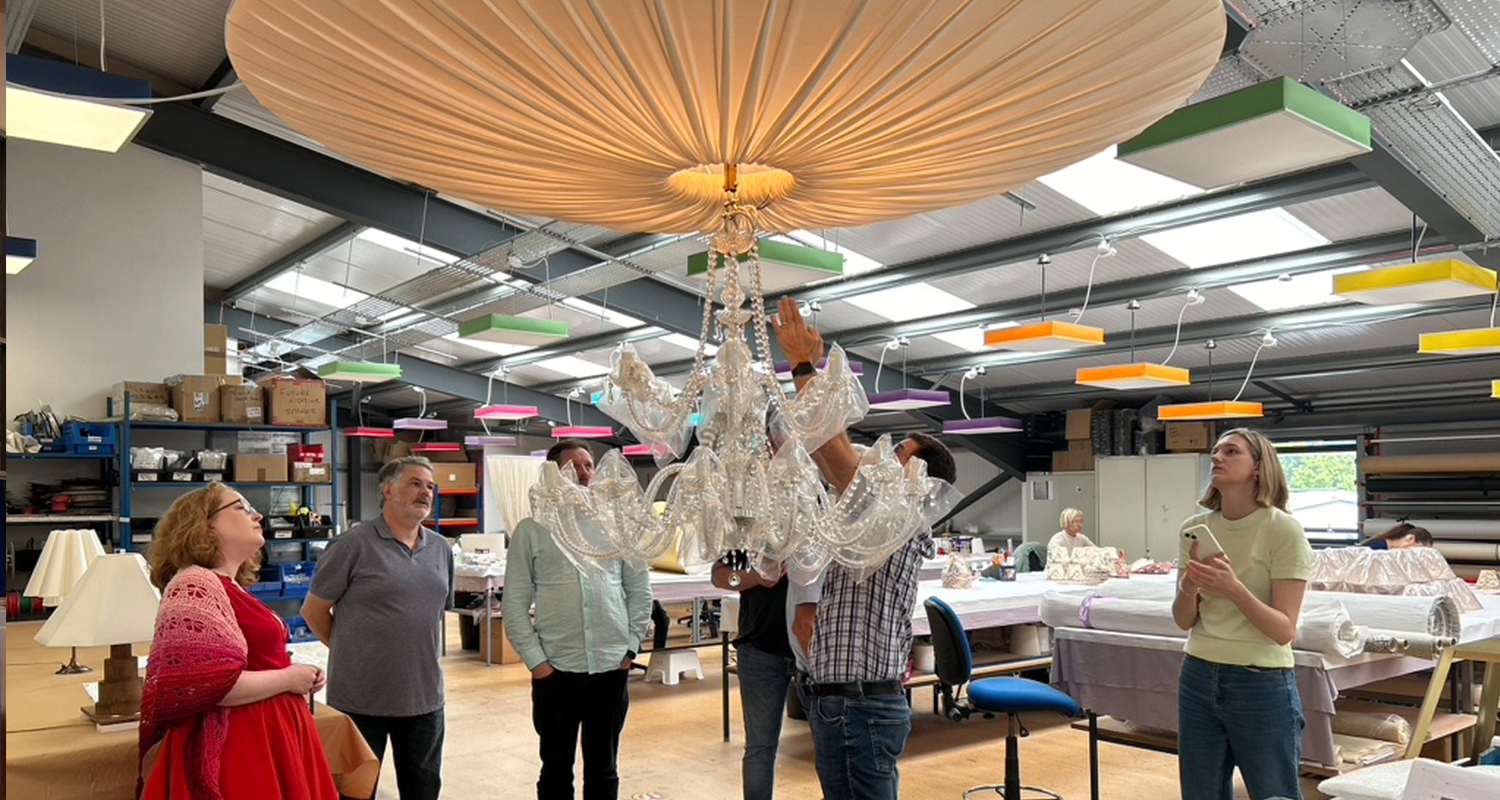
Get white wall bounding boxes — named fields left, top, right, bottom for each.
left=944, top=451, right=1023, bottom=543
left=6, top=140, right=204, bottom=422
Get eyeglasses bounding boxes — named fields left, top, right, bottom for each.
left=210, top=498, right=259, bottom=519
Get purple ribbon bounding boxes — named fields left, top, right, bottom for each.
left=1079, top=593, right=1101, bottom=629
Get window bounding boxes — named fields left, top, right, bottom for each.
left=1274, top=442, right=1359, bottom=543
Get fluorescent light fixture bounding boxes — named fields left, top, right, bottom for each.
left=410, top=442, right=463, bottom=453
left=345, top=426, right=396, bottom=438
left=688, top=238, right=843, bottom=294
left=1037, top=145, right=1201, bottom=216
left=1076, top=363, right=1191, bottom=390
left=552, top=426, right=613, bottom=439
left=355, top=227, right=459, bottom=264
left=393, top=418, right=448, bottom=430
left=533, top=355, right=611, bottom=379
left=457, top=313, right=570, bottom=346
left=464, top=435, right=519, bottom=447
left=932, top=323, right=1016, bottom=353
left=1118, top=77, right=1372, bottom=190
left=1231, top=265, right=1367, bottom=311
left=1142, top=209, right=1329, bottom=269
left=943, top=417, right=1024, bottom=435
left=318, top=361, right=402, bottom=383
left=844, top=283, right=973, bottom=322
left=1418, top=327, right=1500, bottom=356
left=783, top=231, right=883, bottom=276
left=1156, top=401, right=1264, bottom=421
left=1333, top=260, right=1497, bottom=305
left=266, top=271, right=370, bottom=310
left=773, top=359, right=865, bottom=379
left=659, top=332, right=719, bottom=356
left=986, top=321, right=1105, bottom=351
left=6, top=236, right=39, bottom=274
left=5, top=55, right=153, bottom=152
left=867, top=389, right=950, bottom=410
left=475, top=404, right=539, bottom=421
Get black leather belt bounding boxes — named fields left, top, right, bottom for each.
left=802, top=679, right=904, bottom=697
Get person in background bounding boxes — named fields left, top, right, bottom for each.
left=774, top=296, right=960, bottom=800
left=303, top=456, right=453, bottom=800
left=140, top=483, right=335, bottom=800
left=504, top=439, right=654, bottom=800
left=1047, top=508, right=1094, bottom=554
left=1359, top=522, right=1434, bottom=550
left=1172, top=428, right=1314, bottom=800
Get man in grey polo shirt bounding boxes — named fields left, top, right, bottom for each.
left=304, top=456, right=454, bottom=800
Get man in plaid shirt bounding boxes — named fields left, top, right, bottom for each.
left=773, top=298, right=959, bottom=800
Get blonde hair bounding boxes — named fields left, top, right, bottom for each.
left=1199, top=427, right=1289, bottom=512
left=148, top=483, right=261, bottom=589
left=1060, top=508, right=1084, bottom=529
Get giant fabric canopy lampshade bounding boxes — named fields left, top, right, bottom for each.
left=225, top=0, right=1225, bottom=234
left=35, top=553, right=161, bottom=723
left=224, top=0, right=1223, bottom=581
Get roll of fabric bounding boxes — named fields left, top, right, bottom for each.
left=1039, top=591, right=1183, bottom=637
left=1361, top=454, right=1500, bottom=475
left=1332, top=711, right=1411, bottom=746
left=1433, top=541, right=1500, bottom=564
left=1362, top=630, right=1455, bottom=659
left=1295, top=605, right=1365, bottom=658
left=1363, top=518, right=1500, bottom=541
left=1362, top=633, right=1408, bottom=654
left=1302, top=592, right=1460, bottom=639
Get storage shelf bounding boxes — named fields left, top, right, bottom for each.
left=434, top=517, right=480, bottom=527
left=6, top=514, right=119, bottom=524
left=131, top=481, right=332, bottom=489
left=9, top=452, right=118, bottom=460
left=128, top=421, right=332, bottom=433
left=437, top=488, right=479, bottom=496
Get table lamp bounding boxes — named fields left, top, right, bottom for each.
left=34, top=553, right=161, bottom=724
left=22, top=528, right=106, bottom=673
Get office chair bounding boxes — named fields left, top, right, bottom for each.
left=924, top=597, right=1081, bottom=800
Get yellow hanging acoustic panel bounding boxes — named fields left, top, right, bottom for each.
left=986, top=321, right=1105, bottom=352
left=1492, top=380, right=1499, bottom=399
left=1333, top=260, right=1497, bottom=305
left=1418, top=328, right=1500, bottom=356
left=1156, top=400, right=1263, bottom=421
left=1076, top=362, right=1190, bottom=390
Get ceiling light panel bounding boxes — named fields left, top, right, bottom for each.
left=1141, top=209, right=1330, bottom=269
left=843, top=283, right=974, bottom=322
left=355, top=227, right=461, bottom=265
left=264, top=271, right=371, bottom=310
left=1036, top=145, right=1203, bottom=216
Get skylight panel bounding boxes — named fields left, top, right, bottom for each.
left=533, top=355, right=612, bottom=379
left=660, top=332, right=720, bottom=356
left=1036, top=145, right=1202, bottom=216
left=441, top=332, right=533, bottom=358
left=265, top=271, right=370, bottom=310
left=931, top=322, right=1017, bottom=352
left=1228, top=266, right=1368, bottom=311
left=559, top=296, right=645, bottom=327
left=844, top=283, right=973, bottom=322
left=1141, top=208, right=1330, bottom=268
left=356, top=227, right=461, bottom=265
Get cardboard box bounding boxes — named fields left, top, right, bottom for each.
left=205, top=324, right=230, bottom=357
left=169, top=375, right=225, bottom=423
left=432, top=462, right=477, bottom=492
left=258, top=377, right=327, bottom=426
left=1166, top=422, right=1212, bottom=452
left=479, top=620, right=523, bottom=664
left=204, top=325, right=241, bottom=376
left=1067, top=438, right=1096, bottom=471
left=1065, top=408, right=1093, bottom=440
left=234, top=453, right=290, bottom=483
left=290, top=461, right=332, bottom=484
left=220, top=385, right=264, bottom=425
left=109, top=381, right=170, bottom=416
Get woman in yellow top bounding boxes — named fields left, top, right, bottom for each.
left=1171, top=428, right=1314, bottom=800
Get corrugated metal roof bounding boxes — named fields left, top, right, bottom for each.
left=202, top=173, right=343, bottom=289
left=1282, top=187, right=1419, bottom=242
left=28, top=0, right=231, bottom=88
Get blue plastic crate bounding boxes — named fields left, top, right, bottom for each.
left=281, top=583, right=311, bottom=599
left=249, top=580, right=282, bottom=597
left=63, top=422, right=117, bottom=449
left=269, top=561, right=316, bottom=587
left=285, top=616, right=315, bottom=643
left=70, top=442, right=117, bottom=456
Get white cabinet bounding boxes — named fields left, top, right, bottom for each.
left=1095, top=454, right=1212, bottom=561
left=1022, top=471, right=1097, bottom=544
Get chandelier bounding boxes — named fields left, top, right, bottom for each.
left=225, top=0, right=1226, bottom=577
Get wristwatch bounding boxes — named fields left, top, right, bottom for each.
left=728, top=571, right=743, bottom=588
left=791, top=361, right=817, bottom=378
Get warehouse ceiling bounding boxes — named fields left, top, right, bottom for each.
left=10, top=0, right=1500, bottom=446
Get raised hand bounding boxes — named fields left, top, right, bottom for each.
left=772, top=297, right=825, bottom=367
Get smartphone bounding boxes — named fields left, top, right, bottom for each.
left=1181, top=523, right=1226, bottom=561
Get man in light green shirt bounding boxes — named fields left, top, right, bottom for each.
left=503, top=439, right=653, bottom=800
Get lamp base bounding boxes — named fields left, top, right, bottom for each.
left=84, top=643, right=143, bottom=722
left=56, top=647, right=93, bottom=675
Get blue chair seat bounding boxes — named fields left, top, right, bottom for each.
left=968, top=677, right=1081, bottom=717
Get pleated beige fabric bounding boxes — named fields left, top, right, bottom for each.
left=226, top=0, right=1224, bottom=233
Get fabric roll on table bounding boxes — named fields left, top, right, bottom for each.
left=1302, top=592, right=1461, bottom=639
left=1296, top=606, right=1366, bottom=658
left=1361, top=629, right=1455, bottom=659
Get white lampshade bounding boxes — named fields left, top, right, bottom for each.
left=35, top=554, right=161, bottom=648
left=22, top=529, right=106, bottom=606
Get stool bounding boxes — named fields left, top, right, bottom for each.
left=925, top=597, right=1080, bottom=800
left=645, top=649, right=704, bottom=686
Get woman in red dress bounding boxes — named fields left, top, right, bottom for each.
left=139, top=483, right=337, bottom=799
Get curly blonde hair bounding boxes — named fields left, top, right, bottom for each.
left=148, top=483, right=261, bottom=589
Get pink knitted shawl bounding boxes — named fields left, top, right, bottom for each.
left=139, top=566, right=248, bottom=800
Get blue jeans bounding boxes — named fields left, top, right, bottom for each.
left=797, top=683, right=911, bottom=800
left=1178, top=654, right=1305, bottom=800
left=736, top=644, right=798, bottom=800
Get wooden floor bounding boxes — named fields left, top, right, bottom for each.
left=408, top=614, right=1331, bottom=800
